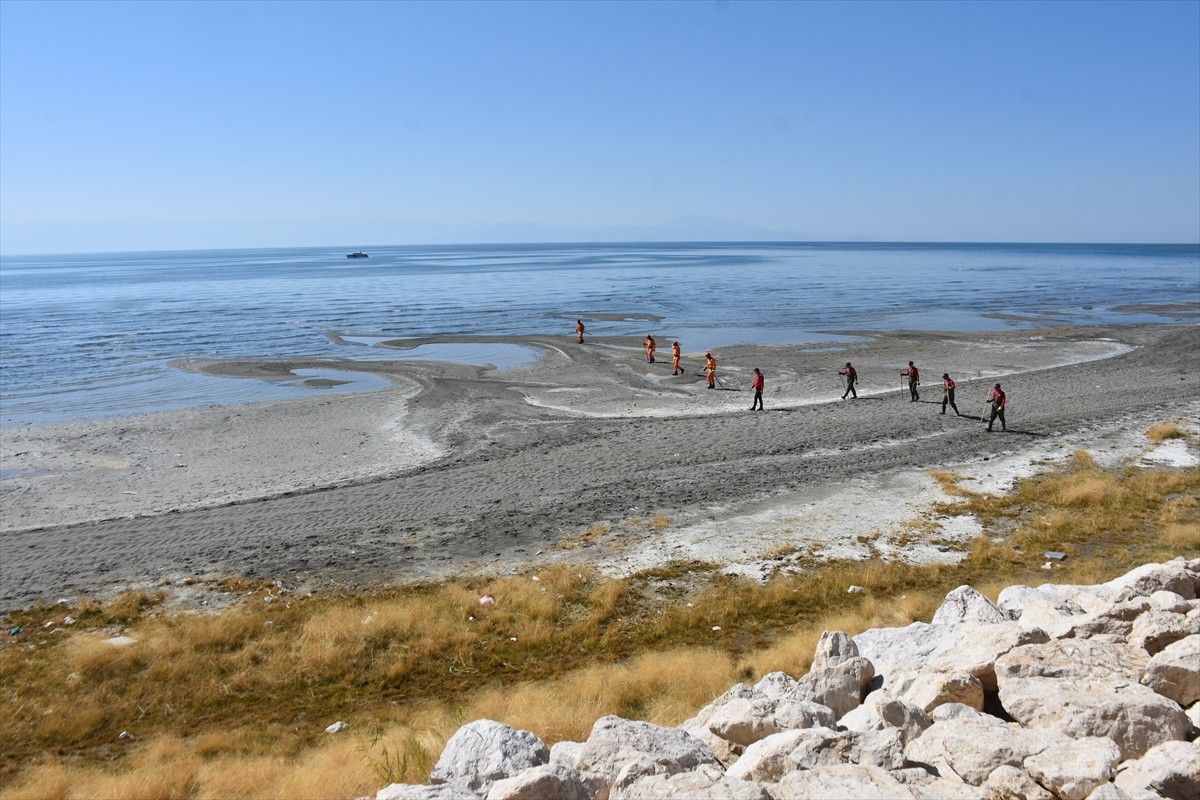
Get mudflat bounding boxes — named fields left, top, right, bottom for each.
left=1, top=323, right=1197, bottom=610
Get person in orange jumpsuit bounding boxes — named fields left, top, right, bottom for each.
left=576, top=319, right=585, bottom=343
left=672, top=341, right=683, bottom=375
left=705, top=352, right=717, bottom=389
left=644, top=335, right=656, bottom=363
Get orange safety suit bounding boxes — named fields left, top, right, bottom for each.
left=672, top=342, right=682, bottom=375
left=705, top=355, right=717, bottom=388
left=644, top=336, right=656, bottom=363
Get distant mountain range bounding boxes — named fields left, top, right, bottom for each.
left=0, top=215, right=835, bottom=255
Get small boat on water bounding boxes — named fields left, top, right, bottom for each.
left=346, top=250, right=369, bottom=259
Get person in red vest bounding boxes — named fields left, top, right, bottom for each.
left=902, top=361, right=920, bottom=402
left=987, top=383, right=1007, bottom=431
left=839, top=362, right=858, bottom=400
left=749, top=368, right=765, bottom=411
left=941, top=373, right=959, bottom=416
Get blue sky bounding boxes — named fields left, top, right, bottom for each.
left=1, top=0, right=1198, bottom=253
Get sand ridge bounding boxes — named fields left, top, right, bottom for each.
left=0, top=323, right=1196, bottom=610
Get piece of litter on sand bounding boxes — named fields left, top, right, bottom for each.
left=325, top=721, right=347, bottom=734
left=106, top=636, right=137, bottom=647
left=479, top=595, right=495, bottom=606
left=848, top=585, right=865, bottom=594
left=1041, top=562, right=1053, bottom=570
left=1045, top=551, right=1067, bottom=561
left=118, top=731, right=133, bottom=741
left=712, top=626, right=722, bottom=631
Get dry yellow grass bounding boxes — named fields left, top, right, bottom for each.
left=2, top=443, right=1197, bottom=800
left=1147, top=422, right=1187, bottom=444
left=554, top=522, right=610, bottom=549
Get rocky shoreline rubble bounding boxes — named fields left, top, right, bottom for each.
left=375, top=558, right=1200, bottom=800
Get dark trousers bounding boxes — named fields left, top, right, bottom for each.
left=942, top=389, right=958, bottom=415
left=988, top=405, right=1006, bottom=430
left=842, top=380, right=856, bottom=399
left=909, top=379, right=919, bottom=401
left=751, top=389, right=763, bottom=410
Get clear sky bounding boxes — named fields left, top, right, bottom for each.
left=2, top=0, right=1198, bottom=253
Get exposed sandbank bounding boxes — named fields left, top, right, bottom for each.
left=1, top=323, right=1197, bottom=610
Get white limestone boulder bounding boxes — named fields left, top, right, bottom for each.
left=377, top=783, right=481, bottom=799
left=892, top=765, right=983, bottom=799
left=574, top=716, right=719, bottom=786
left=1142, top=634, right=1200, bottom=706
left=932, top=586, right=1007, bottom=627
left=701, top=695, right=837, bottom=747
left=1023, top=736, right=1123, bottom=800
left=1148, top=591, right=1193, bottom=614
left=428, top=720, right=549, bottom=793
left=982, top=764, right=1055, bottom=800
left=926, top=623, right=1050, bottom=692
left=1112, top=739, right=1200, bottom=800
left=896, top=670, right=985, bottom=714
left=549, top=741, right=584, bottom=769
left=793, top=655, right=875, bottom=719
left=484, top=763, right=604, bottom=800
left=1104, top=560, right=1199, bottom=601
left=904, top=715, right=1071, bottom=786
left=997, top=675, right=1190, bottom=761
left=610, top=763, right=773, bottom=800
left=773, top=763, right=921, bottom=799
left=752, top=671, right=801, bottom=701
left=994, top=639, right=1148, bottom=684
left=1129, top=610, right=1200, bottom=656
left=838, top=690, right=931, bottom=747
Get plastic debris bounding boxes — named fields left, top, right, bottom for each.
left=712, top=626, right=722, bottom=631
left=63, top=616, right=76, bottom=626
left=510, top=637, right=518, bottom=642
left=1045, top=551, right=1067, bottom=561
left=118, top=731, right=133, bottom=741
left=9, top=626, right=21, bottom=636
left=325, top=721, right=347, bottom=734
left=848, top=585, right=865, bottom=594
left=479, top=595, right=495, bottom=606
left=1041, top=562, right=1054, bottom=570
left=105, top=636, right=137, bottom=647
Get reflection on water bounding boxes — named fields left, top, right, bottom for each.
left=336, top=337, right=541, bottom=369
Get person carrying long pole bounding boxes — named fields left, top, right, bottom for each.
left=576, top=319, right=586, bottom=344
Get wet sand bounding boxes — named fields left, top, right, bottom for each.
left=1, top=323, right=1197, bottom=610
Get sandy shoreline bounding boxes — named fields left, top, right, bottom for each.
left=1, top=323, right=1197, bottom=610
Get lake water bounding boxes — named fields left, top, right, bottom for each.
left=1, top=241, right=1196, bottom=425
